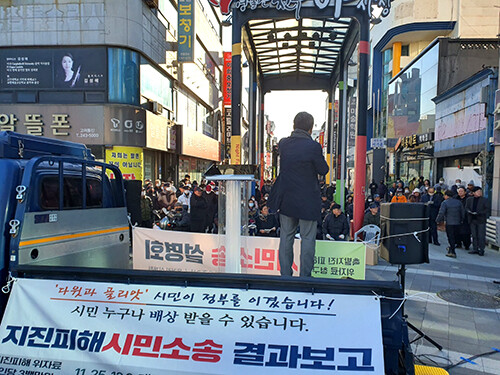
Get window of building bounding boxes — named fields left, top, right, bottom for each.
left=108, top=48, right=140, bottom=105
left=140, top=57, right=173, bottom=111
left=401, top=45, right=409, bottom=57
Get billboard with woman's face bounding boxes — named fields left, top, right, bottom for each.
left=0, top=47, right=106, bottom=90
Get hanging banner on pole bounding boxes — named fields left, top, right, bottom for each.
left=0, top=278, right=384, bottom=374
left=178, top=0, right=195, bottom=62
left=222, top=52, right=232, bottom=107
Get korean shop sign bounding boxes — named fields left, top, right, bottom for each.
left=211, top=0, right=393, bottom=20
left=0, top=278, right=384, bottom=374
left=178, top=0, right=195, bottom=62
left=0, top=104, right=104, bottom=144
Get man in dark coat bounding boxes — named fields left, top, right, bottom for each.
left=421, top=187, right=442, bottom=246
left=376, top=180, right=388, bottom=201
left=465, top=186, right=490, bottom=256
left=323, top=203, right=350, bottom=240
left=455, top=187, right=471, bottom=250
left=436, top=190, right=464, bottom=258
left=268, top=112, right=329, bottom=277
left=189, top=187, right=208, bottom=233
left=363, top=203, right=380, bottom=227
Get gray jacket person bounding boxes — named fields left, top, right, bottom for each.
left=436, top=190, right=464, bottom=257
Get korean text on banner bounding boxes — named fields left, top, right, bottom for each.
left=105, top=146, right=143, bottom=180
left=132, top=228, right=366, bottom=280
left=0, top=278, right=384, bottom=374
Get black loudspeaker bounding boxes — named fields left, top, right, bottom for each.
left=380, top=203, right=429, bottom=265
left=124, top=180, right=142, bottom=226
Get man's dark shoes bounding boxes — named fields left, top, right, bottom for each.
left=435, top=242, right=441, bottom=246
left=478, top=251, right=484, bottom=256
left=468, top=250, right=480, bottom=255
left=446, top=252, right=456, bottom=258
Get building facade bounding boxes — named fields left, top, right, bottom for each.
left=369, top=0, right=499, bottom=197
left=0, top=0, right=224, bottom=184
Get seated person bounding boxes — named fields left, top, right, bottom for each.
left=256, top=205, right=279, bottom=237
left=322, top=203, right=349, bottom=241
left=363, top=202, right=380, bottom=227
left=171, top=202, right=190, bottom=231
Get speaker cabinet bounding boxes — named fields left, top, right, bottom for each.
left=380, top=203, right=429, bottom=265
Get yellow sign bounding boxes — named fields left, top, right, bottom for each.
left=105, top=146, right=143, bottom=180
left=312, top=241, right=366, bottom=280
left=230, top=135, right=241, bottom=164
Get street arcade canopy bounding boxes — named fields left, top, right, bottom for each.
left=214, top=0, right=393, bottom=231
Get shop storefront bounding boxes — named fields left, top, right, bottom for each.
left=177, top=124, right=221, bottom=183
left=394, top=133, right=434, bottom=183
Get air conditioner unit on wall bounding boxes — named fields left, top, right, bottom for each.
left=152, top=101, right=163, bottom=115
left=144, top=0, right=158, bottom=9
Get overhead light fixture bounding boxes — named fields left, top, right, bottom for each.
left=309, top=41, right=315, bottom=47
left=267, top=32, right=275, bottom=41
left=312, top=32, right=320, bottom=40
left=284, top=32, right=292, bottom=40
left=282, top=42, right=289, bottom=48
left=330, top=31, right=337, bottom=41
left=370, top=17, right=382, bottom=25
left=348, top=59, right=357, bottom=67
left=242, top=61, right=249, bottom=68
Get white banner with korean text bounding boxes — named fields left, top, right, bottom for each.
left=132, top=228, right=366, bottom=279
left=0, top=278, right=384, bottom=374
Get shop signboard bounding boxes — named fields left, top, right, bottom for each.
left=104, top=106, right=146, bottom=147
left=181, top=125, right=220, bottom=161
left=347, top=96, right=357, bottom=168
left=0, top=104, right=104, bottom=144
left=212, top=0, right=391, bottom=21
left=222, top=52, right=232, bottom=107
left=105, top=146, right=143, bottom=180
left=224, top=107, right=232, bottom=159
left=178, top=0, right=195, bottom=62
left=494, top=89, right=500, bottom=145
left=146, top=111, right=168, bottom=151
left=132, top=228, right=366, bottom=280
left=0, top=47, right=106, bottom=90
left=0, top=277, right=384, bottom=374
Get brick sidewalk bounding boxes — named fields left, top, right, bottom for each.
left=366, top=231, right=500, bottom=375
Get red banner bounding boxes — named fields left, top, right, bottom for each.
left=222, top=52, right=232, bottom=107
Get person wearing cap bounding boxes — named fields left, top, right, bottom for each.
left=363, top=202, right=380, bottom=227
left=465, top=186, right=490, bottom=256
left=322, top=203, right=350, bottom=241
left=177, top=184, right=192, bottom=212
left=190, top=187, right=208, bottom=233
left=451, top=179, right=462, bottom=197
left=436, top=190, right=465, bottom=258
left=421, top=187, right=442, bottom=246
left=268, top=111, right=329, bottom=277
left=411, top=188, right=421, bottom=202
left=466, top=181, right=475, bottom=197
left=391, top=188, right=407, bottom=203
left=455, top=186, right=471, bottom=250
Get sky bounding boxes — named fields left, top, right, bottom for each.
left=265, top=90, right=329, bottom=141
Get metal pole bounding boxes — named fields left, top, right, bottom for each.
left=340, top=67, right=347, bottom=212
left=328, top=91, right=333, bottom=184
left=353, top=14, right=370, bottom=233
left=225, top=180, right=242, bottom=273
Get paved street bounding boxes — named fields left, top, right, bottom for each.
left=366, top=231, right=500, bottom=375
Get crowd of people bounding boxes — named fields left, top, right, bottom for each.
left=361, top=177, right=490, bottom=258
left=139, top=171, right=489, bottom=258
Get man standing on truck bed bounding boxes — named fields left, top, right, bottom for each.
left=268, top=112, right=329, bottom=277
